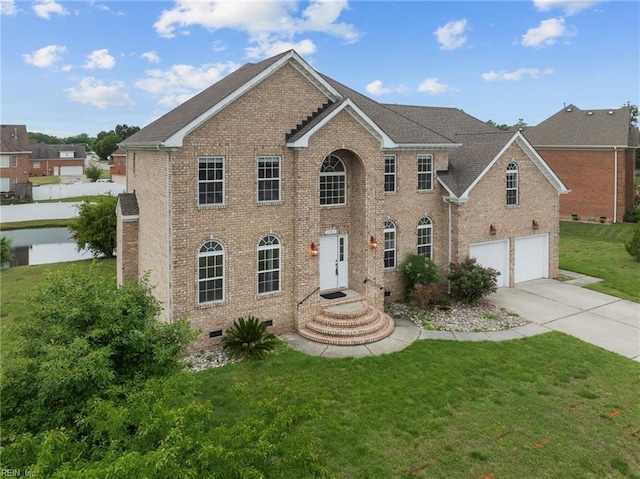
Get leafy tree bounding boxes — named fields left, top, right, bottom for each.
left=624, top=222, right=640, bottom=261
left=486, top=119, right=510, bottom=131
left=28, top=131, right=63, bottom=144
left=222, top=316, right=279, bottom=360
left=513, top=118, right=528, bottom=128
left=68, top=194, right=117, bottom=258
left=93, top=133, right=120, bottom=161
left=84, top=161, right=103, bottom=182
left=114, top=124, right=140, bottom=140
left=0, top=266, right=195, bottom=435
left=1, top=236, right=13, bottom=264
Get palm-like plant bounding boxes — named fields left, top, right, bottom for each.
left=222, top=316, right=278, bottom=360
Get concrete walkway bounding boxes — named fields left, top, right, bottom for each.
left=282, top=277, right=639, bottom=362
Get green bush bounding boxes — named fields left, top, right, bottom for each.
left=222, top=316, right=278, bottom=360
left=1, top=236, right=13, bottom=264
left=448, top=258, right=500, bottom=304
left=84, top=161, right=103, bottom=182
left=623, top=205, right=640, bottom=223
left=400, top=253, right=441, bottom=289
left=68, top=194, right=117, bottom=258
left=624, top=222, right=640, bottom=261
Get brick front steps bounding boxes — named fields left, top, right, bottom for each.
left=299, top=297, right=395, bottom=345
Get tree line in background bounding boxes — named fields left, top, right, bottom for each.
left=28, top=124, right=140, bottom=161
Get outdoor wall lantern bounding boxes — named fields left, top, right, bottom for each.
left=532, top=219, right=539, bottom=230
left=368, top=236, right=378, bottom=249
left=489, top=224, right=497, bottom=235
left=309, top=242, right=319, bottom=257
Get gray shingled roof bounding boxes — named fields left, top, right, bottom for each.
left=1, top=125, right=31, bottom=153
left=525, top=104, right=637, bottom=147
left=118, top=192, right=139, bottom=217
left=439, top=131, right=515, bottom=197
left=30, top=143, right=86, bottom=160
left=121, top=52, right=290, bottom=146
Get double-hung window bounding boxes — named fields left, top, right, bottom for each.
left=384, top=220, right=396, bottom=269
left=198, top=240, right=224, bottom=304
left=257, top=235, right=280, bottom=294
left=198, top=156, right=224, bottom=206
left=257, top=156, right=281, bottom=203
left=384, top=154, right=396, bottom=193
left=417, top=217, right=433, bottom=259
left=320, top=155, right=346, bottom=206
left=417, top=154, right=433, bottom=191
left=506, top=162, right=518, bottom=206
left=11, top=156, right=17, bottom=167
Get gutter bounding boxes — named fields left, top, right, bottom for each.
left=156, top=144, right=173, bottom=323
left=613, top=147, right=618, bottom=223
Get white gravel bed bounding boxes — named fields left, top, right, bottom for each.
left=386, top=300, right=530, bottom=332
left=182, top=346, right=237, bottom=372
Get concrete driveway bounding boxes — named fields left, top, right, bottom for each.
left=491, top=279, right=640, bottom=362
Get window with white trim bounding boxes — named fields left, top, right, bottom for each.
left=417, top=217, right=433, bottom=259
left=11, top=156, right=18, bottom=167
left=384, top=220, right=396, bottom=269
left=257, top=235, right=280, bottom=294
left=198, top=240, right=224, bottom=304
left=257, top=156, right=281, bottom=203
left=11, top=177, right=17, bottom=188
left=384, top=154, right=396, bottom=193
left=33, top=161, right=40, bottom=169
left=506, top=162, right=518, bottom=206
left=0, top=155, right=8, bottom=168
left=320, top=155, right=346, bottom=206
left=198, top=156, right=224, bottom=206
left=417, top=154, right=433, bottom=191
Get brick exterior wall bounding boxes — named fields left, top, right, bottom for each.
left=116, top=213, right=139, bottom=286
left=0, top=153, right=31, bottom=190
left=110, top=153, right=126, bottom=177
left=120, top=63, right=562, bottom=351
left=28, top=159, right=85, bottom=177
left=537, top=147, right=635, bottom=223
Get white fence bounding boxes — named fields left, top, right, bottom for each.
left=0, top=202, right=81, bottom=223
left=32, top=182, right=125, bottom=201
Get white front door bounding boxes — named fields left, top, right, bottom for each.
left=319, top=234, right=348, bottom=291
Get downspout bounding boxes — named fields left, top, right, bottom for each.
left=448, top=199, right=452, bottom=294
left=613, top=146, right=618, bottom=223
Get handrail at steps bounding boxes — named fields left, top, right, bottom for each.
left=363, top=277, right=385, bottom=291
left=297, top=287, right=320, bottom=309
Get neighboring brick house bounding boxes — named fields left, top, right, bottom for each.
left=118, top=50, right=567, bottom=351
left=0, top=125, right=32, bottom=192
left=524, top=104, right=638, bottom=223
left=109, top=148, right=127, bottom=183
left=29, top=142, right=86, bottom=177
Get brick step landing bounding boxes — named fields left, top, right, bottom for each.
left=299, top=298, right=395, bottom=345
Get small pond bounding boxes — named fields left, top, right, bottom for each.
left=1, top=227, right=93, bottom=268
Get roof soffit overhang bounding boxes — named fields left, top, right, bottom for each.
left=161, top=51, right=342, bottom=149
left=459, top=131, right=569, bottom=201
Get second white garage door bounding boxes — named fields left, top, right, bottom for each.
left=60, top=166, right=83, bottom=176
left=469, top=239, right=509, bottom=287
left=514, top=234, right=549, bottom=283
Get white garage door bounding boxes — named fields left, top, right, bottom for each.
left=515, top=234, right=548, bottom=283
left=469, top=239, right=509, bottom=287
left=60, top=166, right=83, bottom=175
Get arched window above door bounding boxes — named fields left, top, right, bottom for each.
left=320, top=155, right=346, bottom=206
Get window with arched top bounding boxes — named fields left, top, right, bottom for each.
left=417, top=217, right=433, bottom=259
left=506, top=162, right=518, bottom=205
left=198, top=240, right=224, bottom=304
left=384, top=220, right=396, bottom=269
left=257, top=235, right=281, bottom=294
left=320, top=155, right=346, bottom=206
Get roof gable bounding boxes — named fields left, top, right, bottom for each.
left=1, top=125, right=31, bottom=153
left=525, top=104, right=636, bottom=147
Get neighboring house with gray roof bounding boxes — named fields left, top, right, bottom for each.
left=1, top=125, right=32, bottom=193
left=524, top=104, right=638, bottom=223
left=29, top=142, right=86, bottom=177
left=117, top=50, right=567, bottom=352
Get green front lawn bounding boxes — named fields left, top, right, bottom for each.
left=28, top=175, right=60, bottom=185
left=559, top=221, right=639, bottom=301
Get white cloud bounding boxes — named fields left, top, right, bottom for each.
left=482, top=67, right=554, bottom=81
left=67, top=77, right=135, bottom=109
left=23, top=44, right=67, bottom=68
left=1, top=0, right=17, bottom=16
left=418, top=78, right=450, bottom=94
left=153, top=0, right=360, bottom=59
left=533, top=0, right=599, bottom=15
left=211, top=41, right=226, bottom=52
left=84, top=49, right=116, bottom=69
left=433, top=19, right=468, bottom=51
left=33, top=0, right=68, bottom=19
left=141, top=51, right=161, bottom=63
left=135, top=62, right=240, bottom=108
left=365, top=80, right=406, bottom=96
left=245, top=38, right=316, bottom=59
left=521, top=17, right=572, bottom=48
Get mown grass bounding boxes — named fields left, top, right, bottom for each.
left=28, top=176, right=60, bottom=185
left=1, top=219, right=74, bottom=230
left=36, top=194, right=105, bottom=204
left=559, top=221, right=639, bottom=301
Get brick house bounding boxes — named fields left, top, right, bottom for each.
left=118, top=50, right=567, bottom=350
left=1, top=125, right=32, bottom=193
left=109, top=148, right=127, bottom=183
left=524, top=104, right=638, bottom=223
left=29, top=142, right=86, bottom=177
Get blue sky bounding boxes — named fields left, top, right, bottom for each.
left=1, top=0, right=638, bottom=137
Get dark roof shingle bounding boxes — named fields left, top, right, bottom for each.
left=1, top=125, right=31, bottom=153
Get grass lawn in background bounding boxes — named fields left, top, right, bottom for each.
left=37, top=195, right=106, bottom=204
left=28, top=176, right=60, bottom=185
left=560, top=221, right=639, bottom=302
left=1, top=219, right=74, bottom=230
